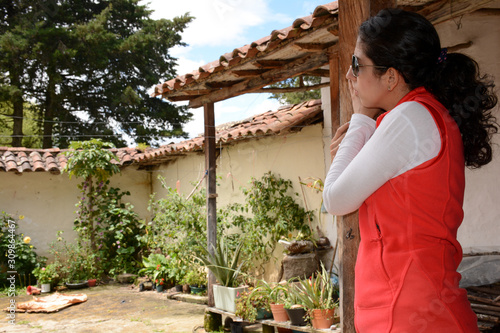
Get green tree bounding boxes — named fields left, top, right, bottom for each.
left=0, top=102, right=43, bottom=148
left=0, top=0, right=193, bottom=148
left=268, top=75, right=321, bottom=105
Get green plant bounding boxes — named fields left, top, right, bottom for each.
left=32, top=264, right=59, bottom=284
left=226, top=172, right=314, bottom=275
left=294, top=264, right=338, bottom=314
left=63, top=139, right=144, bottom=277
left=0, top=212, right=43, bottom=287
left=196, top=238, right=245, bottom=288
left=138, top=253, right=172, bottom=282
left=235, top=284, right=271, bottom=322
left=182, top=265, right=207, bottom=287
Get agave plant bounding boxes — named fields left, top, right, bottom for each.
left=294, top=263, right=338, bottom=311
left=196, top=238, right=245, bottom=287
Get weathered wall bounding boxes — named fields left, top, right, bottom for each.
left=0, top=167, right=151, bottom=258
left=436, top=11, right=500, bottom=253
left=152, top=124, right=327, bottom=281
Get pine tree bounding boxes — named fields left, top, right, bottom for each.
left=0, top=0, right=193, bottom=148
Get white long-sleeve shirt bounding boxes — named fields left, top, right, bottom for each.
left=323, top=101, right=442, bottom=216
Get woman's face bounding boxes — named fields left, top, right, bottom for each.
left=346, top=40, right=389, bottom=110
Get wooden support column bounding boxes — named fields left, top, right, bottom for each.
left=204, top=102, right=217, bottom=307
left=336, top=1, right=395, bottom=332
left=329, top=52, right=340, bottom=129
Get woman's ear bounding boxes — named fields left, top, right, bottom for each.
left=386, top=68, right=402, bottom=91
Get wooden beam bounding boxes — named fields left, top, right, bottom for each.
left=231, top=69, right=269, bottom=77
left=255, top=82, right=330, bottom=94
left=189, top=52, right=329, bottom=108
left=293, top=41, right=337, bottom=52
left=254, top=59, right=292, bottom=69
left=336, top=2, right=396, bottom=332
left=204, top=102, right=217, bottom=308
left=414, top=0, right=494, bottom=24
left=205, top=80, right=245, bottom=88
left=304, top=68, right=330, bottom=77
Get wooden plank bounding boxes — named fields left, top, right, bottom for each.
left=189, top=52, right=329, bottom=108
left=254, top=59, right=291, bottom=68
left=414, top=0, right=494, bottom=24
left=255, top=82, right=330, bottom=94
left=205, top=80, right=245, bottom=88
left=204, top=102, right=217, bottom=308
left=304, top=68, right=330, bottom=77
left=293, top=42, right=337, bottom=52
left=231, top=69, right=269, bottom=77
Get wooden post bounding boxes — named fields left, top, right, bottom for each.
left=336, top=1, right=395, bottom=332
left=204, top=102, right=217, bottom=307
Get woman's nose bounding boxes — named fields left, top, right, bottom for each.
left=346, top=65, right=355, bottom=80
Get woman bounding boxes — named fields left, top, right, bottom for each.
left=323, top=9, right=497, bottom=333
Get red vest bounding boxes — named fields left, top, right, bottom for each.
left=354, top=87, right=478, bottom=332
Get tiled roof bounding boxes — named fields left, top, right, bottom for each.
left=154, top=2, right=338, bottom=96
left=153, top=2, right=339, bottom=108
left=0, top=99, right=322, bottom=174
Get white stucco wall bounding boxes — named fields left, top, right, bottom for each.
left=0, top=167, right=151, bottom=258
left=435, top=11, right=500, bottom=253
left=151, top=124, right=328, bottom=281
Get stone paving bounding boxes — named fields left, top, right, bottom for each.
left=0, top=283, right=209, bottom=333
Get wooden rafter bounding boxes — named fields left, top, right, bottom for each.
left=304, top=68, right=330, bottom=77
left=293, top=41, right=337, bottom=52
left=205, top=80, right=245, bottom=88
left=414, top=0, right=494, bottom=23
left=188, top=51, right=329, bottom=108
left=254, top=81, right=330, bottom=94
left=254, top=59, right=292, bottom=69
left=231, top=69, right=269, bottom=77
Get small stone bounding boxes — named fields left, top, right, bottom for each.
left=116, top=273, right=138, bottom=284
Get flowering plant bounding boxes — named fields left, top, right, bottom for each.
left=139, top=253, right=172, bottom=282
left=155, top=278, right=165, bottom=286
left=33, top=264, right=59, bottom=284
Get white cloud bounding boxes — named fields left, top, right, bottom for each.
left=143, top=0, right=273, bottom=48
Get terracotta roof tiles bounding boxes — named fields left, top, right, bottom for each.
left=0, top=100, right=322, bottom=174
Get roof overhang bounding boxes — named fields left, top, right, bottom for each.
left=152, top=0, right=497, bottom=109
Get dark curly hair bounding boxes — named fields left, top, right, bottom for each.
left=359, top=8, right=498, bottom=168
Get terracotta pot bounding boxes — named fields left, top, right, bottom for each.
left=310, top=308, right=336, bottom=329
left=270, top=303, right=289, bottom=322
left=88, top=279, right=97, bottom=287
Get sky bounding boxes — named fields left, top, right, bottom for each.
left=140, top=0, right=323, bottom=140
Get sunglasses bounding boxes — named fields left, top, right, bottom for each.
left=351, top=55, right=388, bottom=77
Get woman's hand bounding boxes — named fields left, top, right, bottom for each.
left=330, top=121, right=350, bottom=161
left=348, top=80, right=383, bottom=119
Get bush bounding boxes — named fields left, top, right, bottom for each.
left=0, top=212, right=44, bottom=287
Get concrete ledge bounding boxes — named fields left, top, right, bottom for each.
left=168, top=291, right=208, bottom=305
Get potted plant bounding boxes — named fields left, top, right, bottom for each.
left=138, top=253, right=172, bottom=285
left=235, top=283, right=272, bottom=322
left=182, top=265, right=208, bottom=295
left=294, top=264, right=339, bottom=329
left=196, top=238, right=247, bottom=313
left=33, top=264, right=59, bottom=293
left=156, top=278, right=165, bottom=292
left=283, top=283, right=308, bottom=326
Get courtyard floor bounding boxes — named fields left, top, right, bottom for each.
left=0, top=283, right=208, bottom=333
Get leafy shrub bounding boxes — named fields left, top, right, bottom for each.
left=0, top=212, right=44, bottom=287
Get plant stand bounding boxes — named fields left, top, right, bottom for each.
left=205, top=307, right=341, bottom=333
